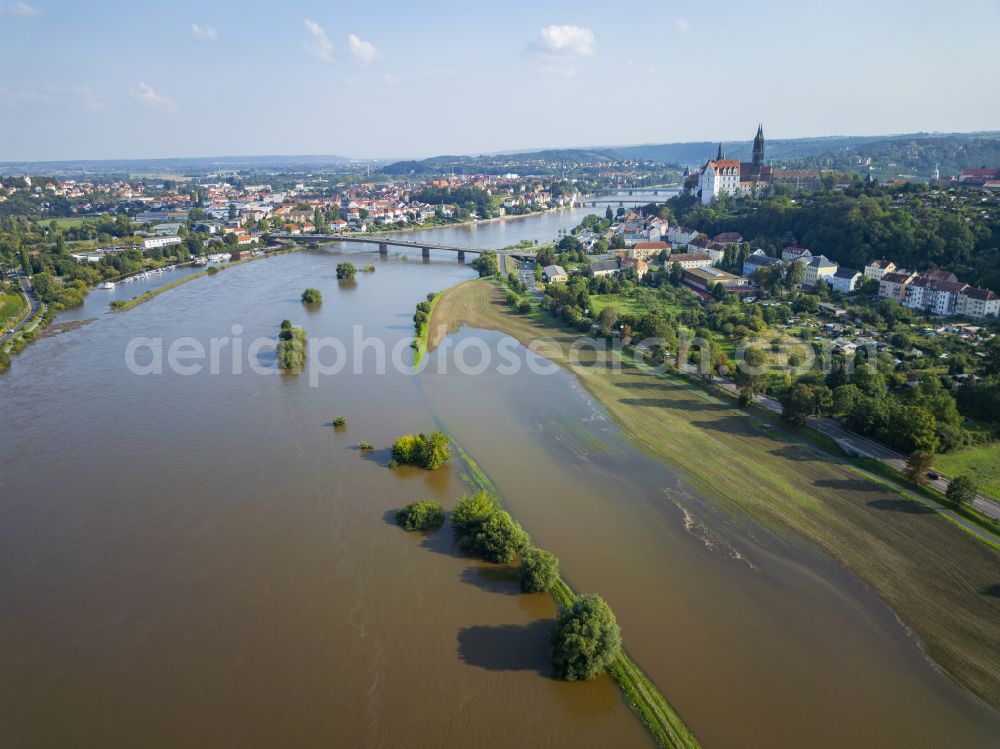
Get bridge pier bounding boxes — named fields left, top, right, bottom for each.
left=457, top=250, right=465, bottom=262
left=421, top=247, right=430, bottom=260
left=378, top=242, right=388, bottom=256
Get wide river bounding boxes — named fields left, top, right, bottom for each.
left=1, top=201, right=998, bottom=747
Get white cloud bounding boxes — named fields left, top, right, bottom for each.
left=304, top=19, right=334, bottom=63
left=382, top=72, right=402, bottom=87
left=675, top=19, right=690, bottom=33
left=191, top=23, right=217, bottom=42
left=528, top=25, right=596, bottom=58
left=527, top=24, right=596, bottom=77
left=130, top=83, right=176, bottom=112
left=4, top=2, right=41, bottom=17
left=348, top=33, right=377, bottom=65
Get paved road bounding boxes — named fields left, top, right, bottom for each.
left=706, top=370, right=1000, bottom=522
left=1, top=271, right=41, bottom=348
left=517, top=260, right=543, bottom=298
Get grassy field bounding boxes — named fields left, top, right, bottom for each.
left=937, top=443, right=1000, bottom=501
left=428, top=279, right=1000, bottom=708
left=589, top=294, right=649, bottom=317
left=47, top=216, right=87, bottom=228
left=1, top=292, right=26, bottom=326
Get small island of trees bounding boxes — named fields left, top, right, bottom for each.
left=301, top=288, right=322, bottom=304
left=395, top=500, right=445, bottom=531
left=276, top=319, right=307, bottom=370
left=336, top=262, right=357, bottom=280
left=390, top=430, right=451, bottom=470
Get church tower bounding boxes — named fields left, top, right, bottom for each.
left=716, top=143, right=724, bottom=161
left=751, top=124, right=765, bottom=178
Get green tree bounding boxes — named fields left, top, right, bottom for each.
left=832, top=384, right=862, bottom=416
left=519, top=547, right=560, bottom=593
left=781, top=383, right=831, bottom=425
left=301, top=288, right=322, bottom=304
left=904, top=450, right=934, bottom=484
left=395, top=500, right=445, bottom=531
left=471, top=251, right=498, bottom=277
left=668, top=261, right=684, bottom=285
left=451, top=491, right=501, bottom=535
left=733, top=346, right=768, bottom=406
left=468, top=510, right=530, bottom=563
left=419, top=430, right=451, bottom=470
left=551, top=594, right=622, bottom=681
left=945, top=475, right=977, bottom=507
left=598, top=305, right=619, bottom=337
left=891, top=405, right=939, bottom=454
left=336, top=262, right=357, bottom=280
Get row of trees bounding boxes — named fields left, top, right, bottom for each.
left=448, top=491, right=622, bottom=681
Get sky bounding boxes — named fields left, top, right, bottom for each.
left=1, top=0, right=999, bottom=162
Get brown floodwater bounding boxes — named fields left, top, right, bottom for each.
left=0, top=223, right=998, bottom=747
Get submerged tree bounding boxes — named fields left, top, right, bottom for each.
left=519, top=547, right=560, bottom=593
left=395, top=500, right=446, bottom=531
left=551, top=594, right=622, bottom=681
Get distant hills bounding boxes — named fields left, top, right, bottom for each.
left=4, top=131, right=1000, bottom=180
left=385, top=131, right=1000, bottom=179
left=0, top=154, right=356, bottom=177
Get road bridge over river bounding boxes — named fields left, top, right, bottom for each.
left=271, top=233, right=535, bottom=261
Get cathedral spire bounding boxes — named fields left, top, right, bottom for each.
left=751, top=124, right=765, bottom=178
left=716, top=143, right=723, bottom=161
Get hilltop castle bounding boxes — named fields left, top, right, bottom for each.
left=696, top=124, right=772, bottom=204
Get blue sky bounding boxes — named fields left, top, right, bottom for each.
left=2, top=0, right=999, bottom=161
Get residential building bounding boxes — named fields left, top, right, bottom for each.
left=543, top=265, right=568, bottom=283
left=803, top=255, right=838, bottom=286
left=621, top=257, right=649, bottom=279
left=687, top=236, right=727, bottom=264
left=143, top=236, right=183, bottom=251
left=781, top=246, right=812, bottom=263
left=630, top=242, right=668, bottom=261
left=666, top=225, right=700, bottom=247
left=588, top=259, right=619, bottom=277
left=879, top=270, right=917, bottom=301
left=667, top=252, right=712, bottom=269
left=829, top=267, right=862, bottom=293
left=956, top=287, right=1000, bottom=319
left=864, top=258, right=896, bottom=280
left=743, top=252, right=782, bottom=277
